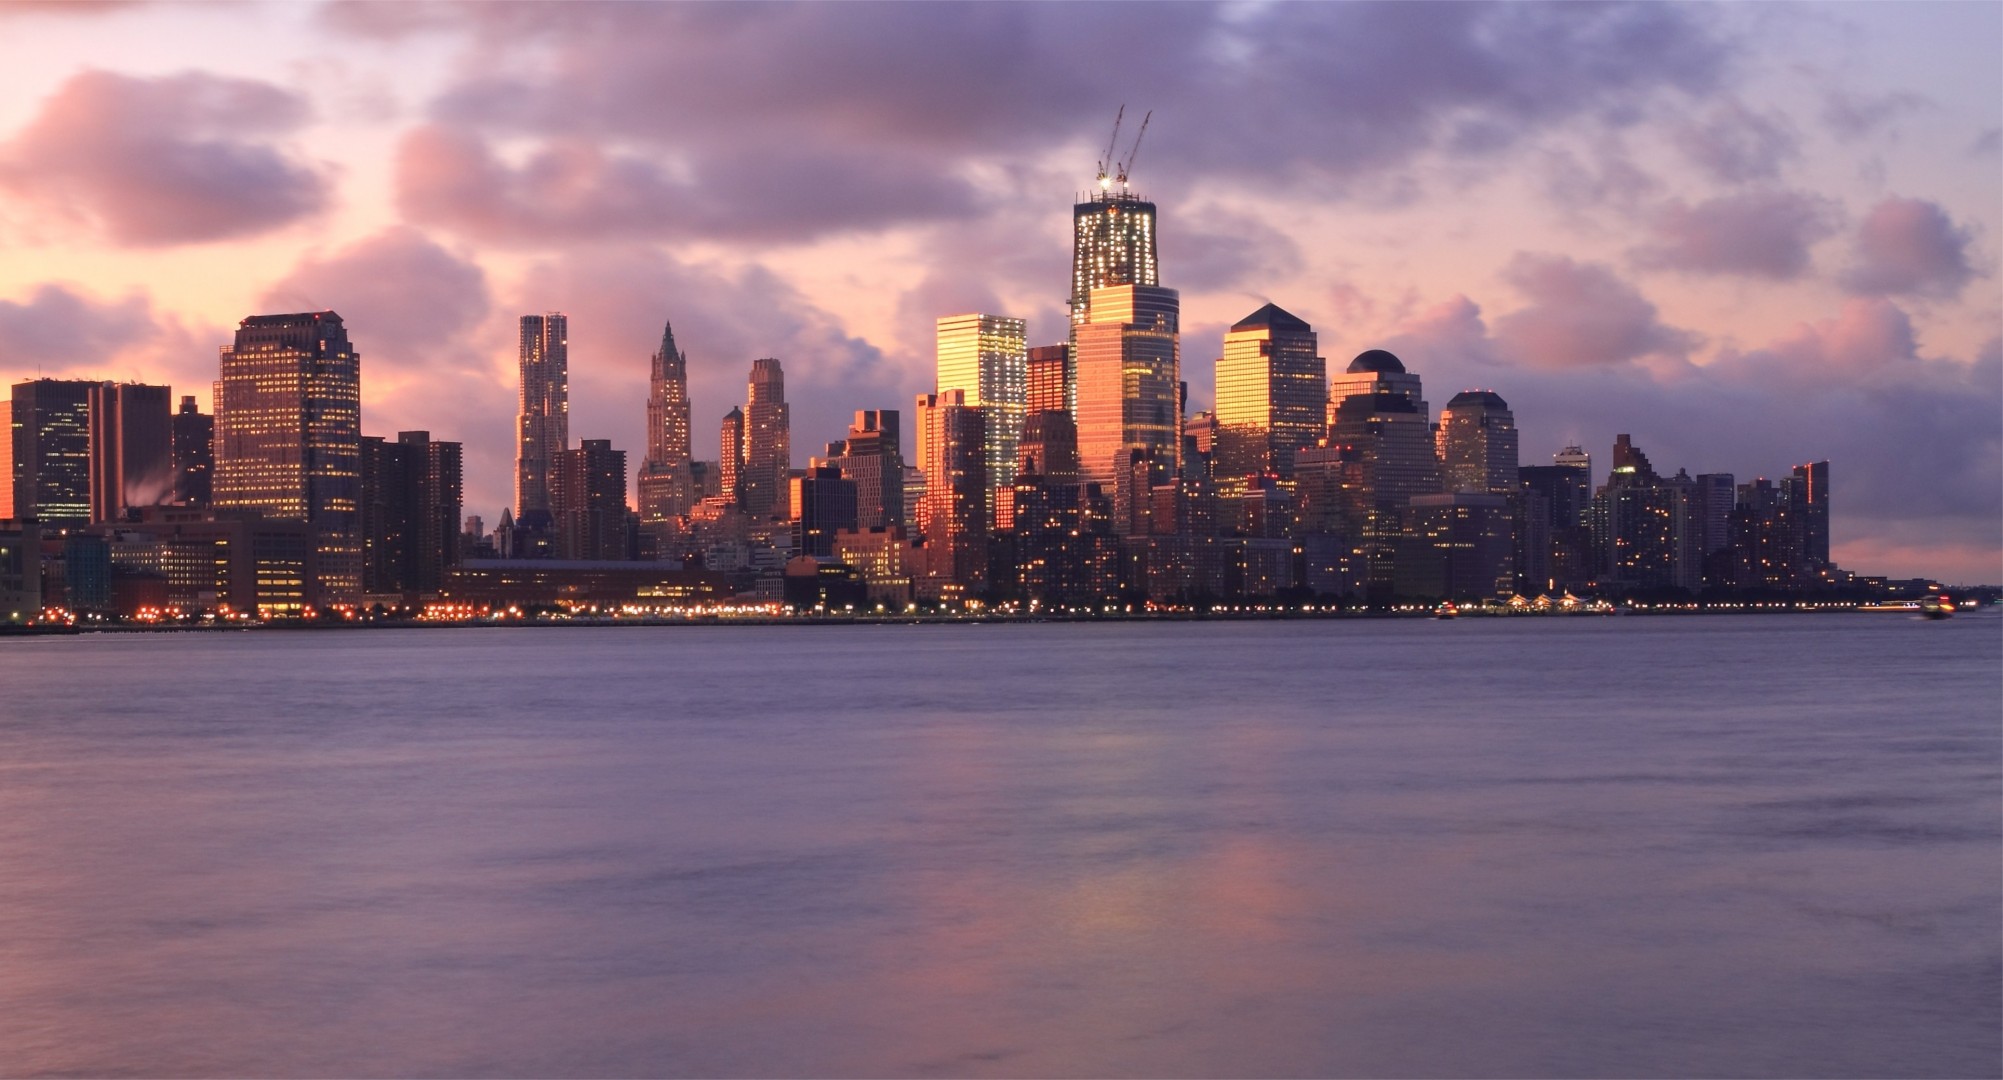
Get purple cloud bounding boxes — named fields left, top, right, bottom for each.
left=1672, top=99, right=1798, bottom=183
left=0, top=70, right=330, bottom=246
left=0, top=283, right=155, bottom=370
left=1840, top=196, right=1980, bottom=299
left=352, top=3, right=1733, bottom=245
left=260, top=226, right=491, bottom=358
left=1492, top=254, right=1700, bottom=371
left=1632, top=190, right=1839, bottom=279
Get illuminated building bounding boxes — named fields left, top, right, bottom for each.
left=1213, top=303, right=1325, bottom=495
left=833, top=526, right=914, bottom=607
left=1074, top=284, right=1180, bottom=489
left=719, top=406, right=745, bottom=507
left=1328, top=349, right=1427, bottom=429
left=937, top=313, right=1027, bottom=528
left=94, top=506, right=317, bottom=615
left=822, top=410, right=904, bottom=530
left=172, top=395, right=212, bottom=507
left=1519, top=445, right=1595, bottom=592
left=637, top=321, right=694, bottom=535
left=741, top=358, right=791, bottom=520
left=1396, top=492, right=1514, bottom=602
left=552, top=439, right=630, bottom=561
left=9, top=379, right=94, bottom=526
left=515, top=313, right=568, bottom=525
left=1026, top=344, right=1069, bottom=414
left=213, top=311, right=362, bottom=601
left=439, top=560, right=731, bottom=609
left=0, top=518, right=39, bottom=622
left=86, top=382, right=172, bottom=523
left=1590, top=434, right=1696, bottom=591
left=792, top=466, right=858, bottom=558
left=915, top=389, right=988, bottom=596
left=1072, top=190, right=1159, bottom=328
left=1018, top=410, right=1080, bottom=482
left=1436, top=390, right=1519, bottom=495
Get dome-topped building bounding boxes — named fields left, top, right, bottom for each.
left=1347, top=349, right=1406, bottom=375
left=1328, top=347, right=1427, bottom=429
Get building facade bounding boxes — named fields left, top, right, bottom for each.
left=1213, top=303, right=1325, bottom=494
left=515, top=312, right=569, bottom=524
left=1074, top=284, right=1180, bottom=489
left=213, top=311, right=362, bottom=600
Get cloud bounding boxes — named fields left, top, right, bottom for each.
left=260, top=226, right=490, bottom=358
left=1632, top=190, right=1839, bottom=278
left=1672, top=99, right=1798, bottom=183
left=395, top=125, right=977, bottom=246
left=1839, top=196, right=1980, bottom=299
left=0, top=283, right=156, bottom=370
left=0, top=69, right=330, bottom=246
left=1820, top=88, right=1930, bottom=141
left=358, top=3, right=1733, bottom=245
left=1491, top=254, right=1700, bottom=371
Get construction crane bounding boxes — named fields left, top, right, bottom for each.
left=1095, top=105, right=1126, bottom=190
left=1115, top=110, right=1151, bottom=188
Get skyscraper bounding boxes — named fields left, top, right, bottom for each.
left=552, top=439, right=629, bottom=561
left=214, top=311, right=362, bottom=600
left=1328, top=349, right=1428, bottom=427
left=1791, top=460, right=1830, bottom=569
left=936, top=313, right=1027, bottom=529
left=172, top=395, right=213, bottom=507
left=719, top=406, right=745, bottom=508
left=515, top=313, right=569, bottom=524
left=1026, top=344, right=1069, bottom=415
left=1213, top=303, right=1326, bottom=494
left=87, top=381, right=172, bottom=523
left=1074, top=284, right=1180, bottom=488
left=826, top=410, right=905, bottom=530
left=638, top=321, right=694, bottom=531
left=741, top=358, right=791, bottom=520
left=915, top=389, right=988, bottom=595
left=8, top=378, right=94, bottom=526
left=1069, top=181, right=1158, bottom=412
left=1436, top=390, right=1519, bottom=495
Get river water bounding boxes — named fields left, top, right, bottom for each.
left=1, top=615, right=1997, bottom=1077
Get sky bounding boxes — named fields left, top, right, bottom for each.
left=0, top=1, right=1996, bottom=583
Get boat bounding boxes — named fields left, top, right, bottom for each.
left=1434, top=601, right=1459, bottom=619
left=1919, top=593, right=1956, bottom=619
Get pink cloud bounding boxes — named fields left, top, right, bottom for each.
left=1633, top=190, right=1839, bottom=279
left=1839, top=196, right=1980, bottom=299
left=0, top=70, right=330, bottom=246
left=260, top=226, right=490, bottom=360
left=1492, top=254, right=1700, bottom=371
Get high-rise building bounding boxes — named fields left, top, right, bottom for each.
left=638, top=320, right=694, bottom=531
left=1329, top=385, right=1442, bottom=598
left=825, top=410, right=905, bottom=530
left=1397, top=492, right=1515, bottom=601
left=937, top=313, right=1027, bottom=529
left=1072, top=190, right=1159, bottom=328
left=792, top=466, right=858, bottom=559
left=515, top=312, right=569, bottom=524
left=0, top=517, right=39, bottom=622
left=1590, top=434, right=1697, bottom=592
left=172, top=395, right=213, bottom=507
left=87, top=381, right=173, bottom=523
left=552, top=438, right=629, bottom=561
left=1213, top=303, right=1326, bottom=494
left=1026, top=344, right=1070, bottom=415
left=741, top=358, right=791, bottom=520
left=1074, top=284, right=1180, bottom=489
left=915, top=389, right=988, bottom=596
left=1328, top=349, right=1427, bottom=428
left=8, top=378, right=94, bottom=526
left=214, top=311, right=362, bottom=601
left=361, top=434, right=461, bottom=599
left=1791, top=461, right=1830, bottom=569
left=719, top=406, right=745, bottom=507
left=1436, top=390, right=1519, bottom=495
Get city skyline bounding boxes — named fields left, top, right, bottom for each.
left=0, top=3, right=1996, bottom=581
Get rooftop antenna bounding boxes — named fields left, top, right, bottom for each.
left=1095, top=104, right=1125, bottom=192
left=1116, top=110, right=1151, bottom=188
